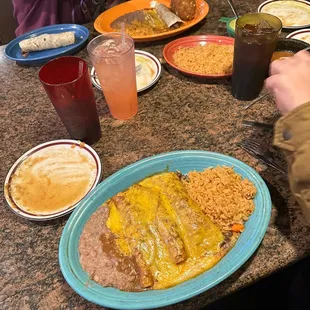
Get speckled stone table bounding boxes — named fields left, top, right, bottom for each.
left=1, top=1, right=310, bottom=309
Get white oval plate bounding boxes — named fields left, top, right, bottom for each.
left=258, top=0, right=310, bottom=29
left=91, top=50, right=162, bottom=93
left=287, top=28, right=310, bottom=44
left=4, top=140, right=102, bottom=221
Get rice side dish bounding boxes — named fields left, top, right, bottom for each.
left=182, top=166, right=256, bottom=231
left=173, top=44, right=234, bottom=75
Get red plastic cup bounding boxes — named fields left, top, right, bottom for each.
left=39, top=56, right=101, bottom=145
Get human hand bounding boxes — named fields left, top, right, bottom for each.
left=265, top=50, right=310, bottom=115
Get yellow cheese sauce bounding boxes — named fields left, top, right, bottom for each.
left=106, top=173, right=234, bottom=290
left=9, top=145, right=97, bottom=215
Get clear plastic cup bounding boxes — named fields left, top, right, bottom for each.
left=39, top=56, right=101, bottom=145
left=231, top=13, right=282, bottom=101
left=88, top=33, right=138, bottom=120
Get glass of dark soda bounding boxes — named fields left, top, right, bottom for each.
left=231, top=13, right=282, bottom=101
left=39, top=56, right=101, bottom=145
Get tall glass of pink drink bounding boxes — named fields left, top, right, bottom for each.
left=87, top=33, right=138, bottom=120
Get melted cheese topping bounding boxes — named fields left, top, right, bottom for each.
left=106, top=173, right=228, bottom=289
left=9, top=145, right=97, bottom=215
left=261, top=1, right=310, bottom=27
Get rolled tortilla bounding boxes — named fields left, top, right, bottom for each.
left=154, top=3, right=183, bottom=28
left=19, top=31, right=75, bottom=52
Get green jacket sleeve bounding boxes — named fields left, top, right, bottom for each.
left=273, top=102, right=310, bottom=222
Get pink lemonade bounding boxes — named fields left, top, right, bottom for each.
left=88, top=34, right=138, bottom=120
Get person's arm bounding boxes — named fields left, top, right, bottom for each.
left=265, top=51, right=310, bottom=222
left=273, top=102, right=310, bottom=220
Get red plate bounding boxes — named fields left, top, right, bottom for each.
left=163, top=35, right=235, bottom=79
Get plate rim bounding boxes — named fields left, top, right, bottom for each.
left=94, top=0, right=209, bottom=42
left=286, top=28, right=310, bottom=41
left=3, top=139, right=102, bottom=221
left=4, top=24, right=90, bottom=63
left=163, top=35, right=235, bottom=79
left=90, top=49, right=162, bottom=93
left=59, top=150, right=272, bottom=309
left=258, top=0, right=310, bottom=29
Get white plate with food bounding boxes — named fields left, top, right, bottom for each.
left=5, top=24, right=89, bottom=66
left=258, top=0, right=310, bottom=29
left=91, top=50, right=162, bottom=93
left=287, top=28, right=310, bottom=44
left=59, top=150, right=271, bottom=309
left=4, top=140, right=101, bottom=221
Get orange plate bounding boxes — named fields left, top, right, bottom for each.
left=94, top=0, right=209, bottom=42
left=163, top=35, right=235, bottom=79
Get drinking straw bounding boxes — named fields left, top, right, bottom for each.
left=121, top=22, right=125, bottom=50
left=227, top=0, right=239, bottom=18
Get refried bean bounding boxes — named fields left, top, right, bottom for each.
left=78, top=206, right=144, bottom=291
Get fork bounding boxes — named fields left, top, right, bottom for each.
left=136, top=64, right=142, bottom=74
left=242, top=120, right=273, bottom=129
left=238, top=139, right=287, bottom=175
left=243, top=93, right=270, bottom=110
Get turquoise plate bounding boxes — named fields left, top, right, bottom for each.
left=59, top=150, right=271, bottom=309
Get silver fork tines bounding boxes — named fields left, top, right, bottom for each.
left=243, top=93, right=270, bottom=110
left=238, top=139, right=287, bottom=175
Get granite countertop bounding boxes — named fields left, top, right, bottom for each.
left=1, top=1, right=310, bottom=309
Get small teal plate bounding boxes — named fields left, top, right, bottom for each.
left=59, top=150, right=271, bottom=309
left=5, top=24, right=89, bottom=66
